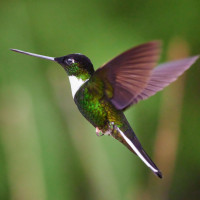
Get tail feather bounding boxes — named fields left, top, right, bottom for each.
left=112, top=126, right=162, bottom=178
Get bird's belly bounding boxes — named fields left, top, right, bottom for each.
left=75, top=94, right=108, bottom=130
left=74, top=90, right=124, bottom=133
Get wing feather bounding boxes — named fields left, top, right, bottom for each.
left=93, top=41, right=161, bottom=110
left=129, top=56, right=199, bottom=106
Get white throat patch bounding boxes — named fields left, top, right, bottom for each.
left=69, top=76, right=88, bottom=98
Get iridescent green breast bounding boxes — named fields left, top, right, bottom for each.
left=74, top=81, right=107, bottom=130
left=74, top=80, right=126, bottom=131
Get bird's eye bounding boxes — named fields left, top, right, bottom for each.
left=66, top=58, right=75, bottom=65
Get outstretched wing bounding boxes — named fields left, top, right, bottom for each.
left=92, top=41, right=161, bottom=110
left=125, top=56, right=199, bottom=107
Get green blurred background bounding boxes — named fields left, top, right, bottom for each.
left=0, top=0, right=200, bottom=199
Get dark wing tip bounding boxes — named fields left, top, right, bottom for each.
left=155, top=170, right=163, bottom=179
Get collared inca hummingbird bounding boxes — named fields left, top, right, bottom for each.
left=11, top=41, right=199, bottom=178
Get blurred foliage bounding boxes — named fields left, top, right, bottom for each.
left=0, top=0, right=200, bottom=199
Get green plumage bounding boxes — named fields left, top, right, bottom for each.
left=74, top=77, right=143, bottom=157
left=74, top=78, right=124, bottom=131
left=74, top=77, right=136, bottom=153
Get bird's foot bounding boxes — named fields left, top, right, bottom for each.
left=109, top=122, right=118, bottom=135
left=96, top=127, right=104, bottom=136
left=109, top=122, right=114, bottom=129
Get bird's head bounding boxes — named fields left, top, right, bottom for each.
left=55, top=53, right=94, bottom=80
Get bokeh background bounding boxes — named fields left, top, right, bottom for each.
left=0, top=0, right=200, bottom=199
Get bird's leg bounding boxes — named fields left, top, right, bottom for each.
left=109, top=122, right=114, bottom=129
left=110, top=122, right=118, bottom=135
left=108, top=122, right=118, bottom=136
left=96, top=127, right=104, bottom=136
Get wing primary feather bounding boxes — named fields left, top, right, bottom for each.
left=123, top=55, right=199, bottom=109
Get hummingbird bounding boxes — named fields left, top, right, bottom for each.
left=11, top=41, right=199, bottom=178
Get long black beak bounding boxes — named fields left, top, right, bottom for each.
left=10, top=49, right=55, bottom=61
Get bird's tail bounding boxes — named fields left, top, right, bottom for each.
left=111, top=126, right=162, bottom=178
